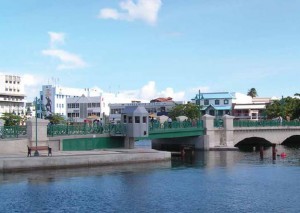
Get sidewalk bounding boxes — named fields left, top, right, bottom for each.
left=0, top=149, right=171, bottom=173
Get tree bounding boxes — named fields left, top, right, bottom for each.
left=0, top=113, right=22, bottom=126
left=247, top=88, right=258, bottom=98
left=45, top=113, right=66, bottom=124
left=266, top=96, right=300, bottom=120
left=168, top=103, right=201, bottom=120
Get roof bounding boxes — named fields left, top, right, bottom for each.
left=234, top=104, right=266, bottom=110
left=122, top=106, right=148, bottom=115
left=150, top=97, right=173, bottom=102
left=202, top=105, right=232, bottom=111
left=197, top=92, right=233, bottom=100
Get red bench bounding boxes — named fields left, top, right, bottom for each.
left=27, top=145, right=52, bottom=157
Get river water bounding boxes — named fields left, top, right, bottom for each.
left=1, top=143, right=300, bottom=213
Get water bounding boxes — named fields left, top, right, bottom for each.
left=1, top=145, right=300, bottom=213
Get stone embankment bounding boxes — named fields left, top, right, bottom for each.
left=0, top=149, right=171, bottom=173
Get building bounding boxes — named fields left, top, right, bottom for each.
left=232, top=93, right=272, bottom=120
left=66, top=95, right=104, bottom=122
left=109, top=98, right=183, bottom=122
left=0, top=74, right=26, bottom=117
left=39, top=85, right=104, bottom=118
left=193, top=92, right=233, bottom=117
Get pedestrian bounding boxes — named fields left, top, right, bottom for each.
left=168, top=117, right=172, bottom=128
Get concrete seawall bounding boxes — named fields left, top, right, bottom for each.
left=0, top=149, right=171, bottom=173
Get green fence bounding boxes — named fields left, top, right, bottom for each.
left=62, top=137, right=124, bottom=151
left=234, top=120, right=300, bottom=127
left=0, top=126, right=27, bottom=139
left=149, top=120, right=203, bottom=133
left=214, top=119, right=224, bottom=128
left=47, top=123, right=126, bottom=137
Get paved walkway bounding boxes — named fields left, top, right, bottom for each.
left=0, top=149, right=171, bottom=172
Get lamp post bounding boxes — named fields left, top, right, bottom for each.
left=198, top=89, right=201, bottom=121
left=34, top=97, right=39, bottom=156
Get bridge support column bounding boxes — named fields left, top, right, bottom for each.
left=202, top=114, right=215, bottom=149
left=223, top=115, right=235, bottom=148
left=124, top=136, right=135, bottom=149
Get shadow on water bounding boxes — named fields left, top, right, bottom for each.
left=0, top=161, right=172, bottom=185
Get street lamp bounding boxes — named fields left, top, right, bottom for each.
left=34, top=97, right=40, bottom=156
left=198, top=89, right=201, bottom=121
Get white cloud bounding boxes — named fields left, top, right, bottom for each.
left=42, top=49, right=87, bottom=70
left=98, top=0, right=162, bottom=25
left=42, top=32, right=87, bottom=70
left=48, top=32, right=65, bottom=48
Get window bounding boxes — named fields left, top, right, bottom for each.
left=135, top=116, right=140, bottom=123
left=224, top=99, right=229, bottom=104
left=143, top=116, right=147, bottom=123
left=215, top=100, right=220, bottom=105
left=204, top=100, right=209, bottom=105
left=123, top=115, right=127, bottom=123
left=128, top=116, right=133, bottom=123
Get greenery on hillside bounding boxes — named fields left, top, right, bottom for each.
left=168, top=103, right=201, bottom=120
left=266, top=95, right=300, bottom=120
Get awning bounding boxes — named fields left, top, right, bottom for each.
left=234, top=105, right=265, bottom=110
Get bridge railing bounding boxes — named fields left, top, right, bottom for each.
left=149, top=120, right=203, bottom=133
left=233, top=120, right=300, bottom=127
left=214, top=119, right=224, bottom=128
left=0, top=125, right=27, bottom=139
left=47, top=123, right=126, bottom=137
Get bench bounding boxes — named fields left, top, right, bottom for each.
left=27, top=145, right=52, bottom=157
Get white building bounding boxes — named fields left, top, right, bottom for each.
left=39, top=85, right=104, bottom=118
left=232, top=93, right=272, bottom=120
left=0, top=74, right=26, bottom=117
left=109, top=100, right=183, bottom=122
left=66, top=95, right=104, bottom=122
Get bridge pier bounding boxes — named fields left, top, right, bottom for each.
left=124, top=136, right=135, bottom=149
left=223, top=115, right=235, bottom=147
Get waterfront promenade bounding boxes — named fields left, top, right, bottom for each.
left=0, top=148, right=171, bottom=173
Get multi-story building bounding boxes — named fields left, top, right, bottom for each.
left=193, top=92, right=233, bottom=117
left=232, top=93, right=272, bottom=120
left=66, top=95, right=103, bottom=122
left=39, top=85, right=103, bottom=118
left=0, top=75, right=26, bottom=117
left=108, top=98, right=184, bottom=122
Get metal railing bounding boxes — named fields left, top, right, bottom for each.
left=214, top=119, right=224, bottom=128
left=233, top=120, right=300, bottom=127
left=47, top=123, right=127, bottom=137
left=0, top=126, right=27, bottom=139
left=149, top=120, right=203, bottom=133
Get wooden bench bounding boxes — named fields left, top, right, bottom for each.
left=27, top=145, right=52, bottom=157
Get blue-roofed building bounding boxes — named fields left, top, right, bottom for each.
left=192, top=92, right=234, bottom=118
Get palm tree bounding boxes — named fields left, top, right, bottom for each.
left=247, top=88, right=258, bottom=98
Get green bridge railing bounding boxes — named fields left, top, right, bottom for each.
left=149, top=120, right=203, bottom=133
left=47, top=123, right=127, bottom=137
left=0, top=126, right=27, bottom=139
left=233, top=120, right=300, bottom=127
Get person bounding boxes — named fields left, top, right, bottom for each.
left=168, top=117, right=172, bottom=128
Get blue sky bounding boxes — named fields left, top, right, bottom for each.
left=1, top=0, right=299, bottom=102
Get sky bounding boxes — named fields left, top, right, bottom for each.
left=1, top=0, right=299, bottom=102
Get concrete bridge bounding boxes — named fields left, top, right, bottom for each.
left=203, top=115, right=300, bottom=148
left=1, top=114, right=300, bottom=153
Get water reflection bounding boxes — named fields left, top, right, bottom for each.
left=0, top=161, right=172, bottom=185
left=1, top=145, right=300, bottom=212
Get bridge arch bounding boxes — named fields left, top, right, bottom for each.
left=282, top=135, right=300, bottom=147
left=235, top=137, right=273, bottom=151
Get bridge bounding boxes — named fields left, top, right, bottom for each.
left=1, top=115, right=300, bottom=153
